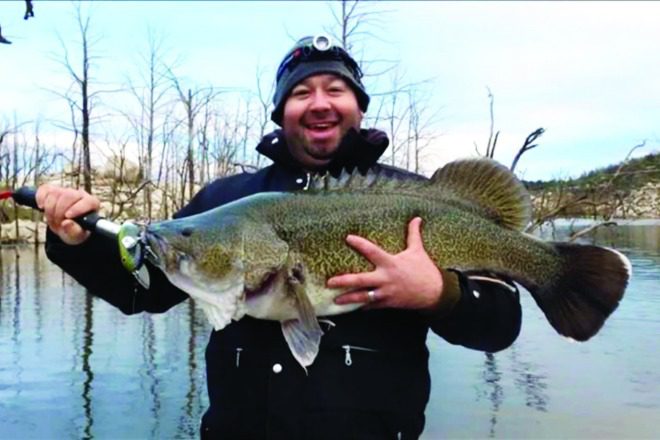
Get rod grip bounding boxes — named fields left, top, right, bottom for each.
left=12, top=186, right=104, bottom=233
left=11, top=187, right=39, bottom=210
left=72, top=212, right=103, bottom=232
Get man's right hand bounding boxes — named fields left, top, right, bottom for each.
left=36, top=184, right=101, bottom=245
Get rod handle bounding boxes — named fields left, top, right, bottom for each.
left=12, top=186, right=107, bottom=233
left=11, top=187, right=39, bottom=210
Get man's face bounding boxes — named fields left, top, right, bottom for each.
left=282, top=74, right=363, bottom=169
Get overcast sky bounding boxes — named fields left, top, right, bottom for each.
left=1, top=1, right=658, bottom=180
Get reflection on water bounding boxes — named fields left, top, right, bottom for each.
left=475, top=345, right=550, bottom=438
left=81, top=293, right=94, bottom=439
left=479, top=352, right=503, bottom=438
left=424, top=222, right=659, bottom=439
left=0, top=246, right=210, bottom=438
left=0, top=222, right=659, bottom=438
left=509, top=346, right=548, bottom=414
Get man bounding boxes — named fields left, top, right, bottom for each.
left=39, top=35, right=521, bottom=439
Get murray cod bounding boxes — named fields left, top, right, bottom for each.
left=144, top=158, right=631, bottom=369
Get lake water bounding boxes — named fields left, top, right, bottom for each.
left=0, top=222, right=658, bottom=439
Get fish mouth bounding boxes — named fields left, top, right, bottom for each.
left=143, top=231, right=165, bottom=269
left=144, top=230, right=184, bottom=271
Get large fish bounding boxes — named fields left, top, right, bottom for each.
left=144, top=159, right=631, bottom=368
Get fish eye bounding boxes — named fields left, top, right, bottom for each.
left=181, top=227, right=194, bottom=237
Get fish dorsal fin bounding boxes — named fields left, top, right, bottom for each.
left=307, top=167, right=420, bottom=192
left=431, top=158, right=532, bottom=230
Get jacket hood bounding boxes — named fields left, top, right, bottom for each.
left=255, top=128, right=389, bottom=175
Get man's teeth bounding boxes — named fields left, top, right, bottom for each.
left=309, top=123, right=333, bottom=129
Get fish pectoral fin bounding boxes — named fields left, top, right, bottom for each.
left=281, top=262, right=323, bottom=370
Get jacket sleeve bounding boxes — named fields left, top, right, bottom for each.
left=427, top=270, right=522, bottom=352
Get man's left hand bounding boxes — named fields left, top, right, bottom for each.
left=328, top=217, right=444, bottom=311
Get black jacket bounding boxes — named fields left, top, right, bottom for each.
left=46, top=128, right=522, bottom=440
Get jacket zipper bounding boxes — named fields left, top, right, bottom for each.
left=235, top=347, right=243, bottom=367
left=341, top=344, right=378, bottom=366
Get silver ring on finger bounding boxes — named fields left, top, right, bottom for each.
left=367, top=289, right=377, bottom=303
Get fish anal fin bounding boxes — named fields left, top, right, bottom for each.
left=430, top=158, right=532, bottom=230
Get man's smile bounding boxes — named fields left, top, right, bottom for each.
left=304, top=119, right=341, bottom=141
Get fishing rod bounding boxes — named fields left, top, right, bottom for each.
left=0, top=187, right=151, bottom=288
left=1, top=187, right=121, bottom=238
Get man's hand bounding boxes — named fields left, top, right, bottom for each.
left=328, top=217, right=444, bottom=311
left=36, top=184, right=100, bottom=245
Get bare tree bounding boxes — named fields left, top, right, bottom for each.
left=0, top=118, right=56, bottom=244
left=253, top=65, right=275, bottom=169
left=64, top=97, right=81, bottom=187
left=510, top=128, right=545, bottom=173
left=123, top=30, right=173, bottom=219
left=473, top=88, right=545, bottom=173
left=0, top=25, right=12, bottom=45
left=325, top=0, right=395, bottom=77
left=168, top=69, right=223, bottom=203
left=474, top=92, right=649, bottom=239
left=155, top=113, right=183, bottom=219
left=0, top=124, right=11, bottom=189
left=325, top=0, right=439, bottom=173
left=474, top=87, right=499, bottom=159
left=327, top=0, right=364, bottom=53
left=0, top=1, right=34, bottom=44
left=196, top=98, right=218, bottom=184
left=0, top=124, right=10, bottom=240
left=11, top=118, right=20, bottom=239
left=32, top=122, right=42, bottom=245
left=24, top=0, right=35, bottom=20
left=383, top=68, right=410, bottom=167
left=372, top=68, right=436, bottom=170
left=238, top=96, right=254, bottom=169
left=405, top=88, right=441, bottom=174
left=524, top=141, right=650, bottom=240
left=53, top=3, right=103, bottom=193
left=565, top=140, right=649, bottom=240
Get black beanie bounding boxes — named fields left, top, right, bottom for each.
left=271, top=35, right=370, bottom=126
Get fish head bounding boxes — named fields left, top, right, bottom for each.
left=144, top=214, right=249, bottom=330
left=145, top=215, right=245, bottom=284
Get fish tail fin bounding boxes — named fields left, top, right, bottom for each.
left=527, top=243, right=631, bottom=341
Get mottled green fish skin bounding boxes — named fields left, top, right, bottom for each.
left=148, top=185, right=562, bottom=295
left=264, top=190, right=560, bottom=286
left=146, top=160, right=631, bottom=349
